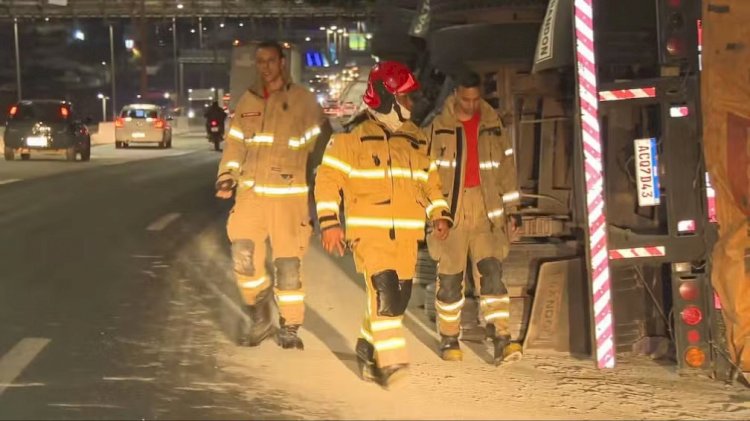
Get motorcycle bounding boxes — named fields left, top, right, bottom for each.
left=207, top=119, right=224, bottom=151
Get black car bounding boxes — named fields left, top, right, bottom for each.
left=3, top=100, right=91, bottom=161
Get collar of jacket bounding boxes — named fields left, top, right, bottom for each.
left=247, top=78, right=293, bottom=99
left=360, top=111, right=424, bottom=140
left=435, top=93, right=501, bottom=128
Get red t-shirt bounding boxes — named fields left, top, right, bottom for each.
left=462, top=112, right=481, bottom=188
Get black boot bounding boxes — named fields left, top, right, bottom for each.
left=377, top=364, right=409, bottom=389
left=238, top=290, right=275, bottom=347
left=439, top=335, right=463, bottom=361
left=355, top=338, right=378, bottom=382
left=277, top=319, right=304, bottom=350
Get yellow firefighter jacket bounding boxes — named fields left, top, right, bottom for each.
left=315, top=114, right=452, bottom=244
left=426, top=95, right=520, bottom=227
left=217, top=82, right=324, bottom=197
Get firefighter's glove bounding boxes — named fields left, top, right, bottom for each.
left=321, top=225, right=346, bottom=256
left=432, top=218, right=451, bottom=241
left=215, top=177, right=237, bottom=200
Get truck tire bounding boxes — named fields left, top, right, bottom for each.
left=80, top=144, right=91, bottom=161
left=428, top=23, right=540, bottom=74
left=20, top=153, right=30, bottom=161
left=4, top=147, right=13, bottom=161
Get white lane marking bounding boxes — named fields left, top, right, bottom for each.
left=0, top=338, right=50, bottom=396
left=146, top=213, right=181, bottom=231
left=48, top=403, right=123, bottom=409
left=0, top=179, right=21, bottom=186
left=131, top=255, right=163, bottom=259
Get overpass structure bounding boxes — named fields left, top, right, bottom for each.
left=0, top=0, right=373, bottom=18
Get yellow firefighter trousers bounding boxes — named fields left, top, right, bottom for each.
left=353, top=239, right=417, bottom=368
left=428, top=187, right=510, bottom=337
left=227, top=192, right=312, bottom=325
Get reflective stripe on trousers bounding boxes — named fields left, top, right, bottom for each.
left=359, top=271, right=409, bottom=368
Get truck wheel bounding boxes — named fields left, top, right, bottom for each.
left=80, top=145, right=91, bottom=161
left=21, top=153, right=30, bottom=161
left=4, top=147, right=13, bottom=161
left=65, top=146, right=77, bottom=161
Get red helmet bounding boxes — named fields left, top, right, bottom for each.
left=363, top=61, right=420, bottom=111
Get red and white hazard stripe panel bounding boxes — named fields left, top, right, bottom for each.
left=598, top=87, right=656, bottom=102
left=609, top=246, right=666, bottom=260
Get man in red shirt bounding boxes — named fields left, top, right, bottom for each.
left=425, top=70, right=522, bottom=365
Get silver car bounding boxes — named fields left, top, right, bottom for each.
left=115, top=104, right=172, bottom=149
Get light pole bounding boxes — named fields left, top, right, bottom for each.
left=109, top=23, right=117, bottom=120
left=97, top=93, right=109, bottom=122
left=13, top=17, right=22, bottom=101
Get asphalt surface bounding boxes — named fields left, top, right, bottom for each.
left=0, top=133, right=303, bottom=420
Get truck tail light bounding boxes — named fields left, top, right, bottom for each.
left=684, top=346, right=706, bottom=367
left=679, top=281, right=699, bottom=301
left=154, top=119, right=165, bottom=129
left=115, top=118, right=125, bottom=128
left=210, top=120, right=218, bottom=127
left=677, top=219, right=696, bottom=234
left=60, top=107, right=69, bottom=118
left=681, top=305, right=703, bottom=326
left=9, top=105, right=17, bottom=116
left=686, top=329, right=701, bottom=344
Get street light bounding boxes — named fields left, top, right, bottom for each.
left=97, top=93, right=109, bottom=122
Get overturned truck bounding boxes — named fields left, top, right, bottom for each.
left=372, top=0, right=733, bottom=380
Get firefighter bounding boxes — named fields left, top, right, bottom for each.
left=425, top=70, right=523, bottom=365
left=215, top=40, right=325, bottom=350
left=315, top=61, right=452, bottom=388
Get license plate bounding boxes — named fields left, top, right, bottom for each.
left=132, top=132, right=146, bottom=138
left=634, top=137, right=661, bottom=207
left=26, top=136, right=47, bottom=147
left=210, top=127, right=220, bottom=132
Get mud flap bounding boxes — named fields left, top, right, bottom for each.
left=523, top=257, right=590, bottom=355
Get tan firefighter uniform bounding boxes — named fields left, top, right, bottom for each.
left=315, top=114, right=451, bottom=369
left=218, top=81, right=324, bottom=326
left=425, top=95, right=520, bottom=339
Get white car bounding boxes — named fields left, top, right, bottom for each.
left=115, top=104, right=172, bottom=149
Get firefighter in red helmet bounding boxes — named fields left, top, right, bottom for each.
left=315, top=61, right=452, bottom=388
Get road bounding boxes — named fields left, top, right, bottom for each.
left=0, top=131, right=749, bottom=420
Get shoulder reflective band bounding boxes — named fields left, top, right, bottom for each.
left=253, top=185, right=309, bottom=196
left=228, top=128, right=244, bottom=140
left=502, top=190, right=521, bottom=204
left=346, top=217, right=425, bottom=230
left=487, top=208, right=504, bottom=219
left=288, top=125, right=322, bottom=149
left=479, top=161, right=501, bottom=170
left=316, top=201, right=340, bottom=214
left=426, top=199, right=450, bottom=218
left=505, top=148, right=514, bottom=157
left=322, top=155, right=353, bottom=174
left=225, top=161, right=241, bottom=169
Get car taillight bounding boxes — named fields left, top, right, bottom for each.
left=681, top=305, right=703, bottom=326
left=211, top=120, right=218, bottom=127
left=60, top=107, right=69, bottom=118
left=9, top=105, right=17, bottom=117
left=684, top=346, right=706, bottom=368
left=115, top=118, right=125, bottom=128
left=154, top=119, right=165, bottom=129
